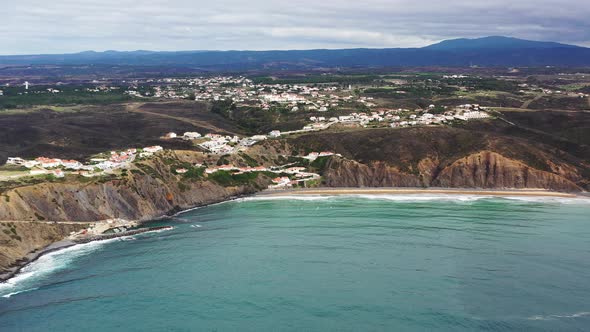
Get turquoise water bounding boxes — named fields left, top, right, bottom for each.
left=1, top=194, right=590, bottom=331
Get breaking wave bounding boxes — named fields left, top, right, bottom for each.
left=243, top=193, right=590, bottom=205
left=528, top=311, right=590, bottom=320
left=0, top=238, right=119, bottom=299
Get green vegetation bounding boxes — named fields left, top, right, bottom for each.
left=182, top=167, right=205, bottom=181
left=135, top=163, right=164, bottom=181
left=446, top=78, right=520, bottom=93
left=251, top=75, right=380, bottom=85
left=208, top=170, right=261, bottom=187
left=216, top=155, right=231, bottom=166
left=0, top=85, right=136, bottom=110
left=240, top=153, right=259, bottom=167
left=1, top=223, right=22, bottom=242
left=310, top=156, right=331, bottom=170
left=178, top=182, right=191, bottom=192
left=210, top=99, right=235, bottom=118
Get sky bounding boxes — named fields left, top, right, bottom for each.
left=1, top=0, right=589, bottom=54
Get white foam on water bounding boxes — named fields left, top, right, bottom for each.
left=190, top=224, right=202, bottom=228
left=241, top=195, right=335, bottom=202
left=1, top=287, right=39, bottom=298
left=144, top=226, right=174, bottom=234
left=174, top=198, right=243, bottom=216
left=528, top=311, right=590, bottom=320
left=0, top=238, right=119, bottom=299
left=245, top=193, right=590, bottom=204
left=357, top=194, right=590, bottom=205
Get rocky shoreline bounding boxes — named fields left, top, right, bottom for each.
left=0, top=225, right=174, bottom=283
left=0, top=240, right=77, bottom=283
left=1, top=187, right=587, bottom=285
left=257, top=187, right=584, bottom=198
left=0, top=193, right=253, bottom=284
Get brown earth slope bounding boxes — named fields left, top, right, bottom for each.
left=0, top=101, right=241, bottom=164
left=0, top=151, right=270, bottom=222
left=0, top=222, right=88, bottom=276
left=277, top=125, right=589, bottom=192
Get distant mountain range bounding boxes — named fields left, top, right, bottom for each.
left=423, top=36, right=582, bottom=50
left=1, top=36, right=589, bottom=69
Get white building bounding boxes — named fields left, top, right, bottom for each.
left=6, top=157, right=25, bottom=165
left=52, top=169, right=65, bottom=178
left=143, top=146, right=163, bottom=153
left=183, top=132, right=202, bottom=140
left=462, top=111, right=490, bottom=120
left=250, top=135, right=267, bottom=141
left=61, top=160, right=83, bottom=170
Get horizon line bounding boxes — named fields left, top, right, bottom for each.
left=0, top=36, right=586, bottom=57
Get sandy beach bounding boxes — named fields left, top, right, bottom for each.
left=257, top=187, right=581, bottom=198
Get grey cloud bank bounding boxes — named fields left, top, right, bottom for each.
left=1, top=0, right=589, bottom=54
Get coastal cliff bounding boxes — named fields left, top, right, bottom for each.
left=0, top=222, right=88, bottom=278
left=1, top=126, right=588, bottom=279
left=0, top=150, right=271, bottom=277
left=322, top=152, right=582, bottom=192
left=431, top=151, right=581, bottom=191
left=282, top=126, right=589, bottom=192
left=0, top=151, right=269, bottom=222
left=0, top=178, right=256, bottom=222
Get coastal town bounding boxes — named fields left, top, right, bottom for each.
left=1, top=98, right=491, bottom=190
left=4, top=74, right=588, bottom=111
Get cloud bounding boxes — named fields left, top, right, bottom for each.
left=0, top=0, right=589, bottom=54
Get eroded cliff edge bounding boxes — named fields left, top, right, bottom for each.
left=0, top=150, right=269, bottom=222
left=321, top=151, right=582, bottom=192
left=278, top=126, right=590, bottom=192
left=2, top=124, right=589, bottom=277
left=0, top=150, right=271, bottom=275
left=0, top=222, right=88, bottom=278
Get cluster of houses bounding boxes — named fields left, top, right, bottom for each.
left=6, top=145, right=164, bottom=179
left=303, top=104, right=491, bottom=129
left=518, top=83, right=590, bottom=98
left=121, top=75, right=365, bottom=113
left=202, top=163, right=322, bottom=190
left=163, top=105, right=490, bottom=158
left=164, top=123, right=339, bottom=156
left=164, top=130, right=277, bottom=155
left=163, top=132, right=203, bottom=140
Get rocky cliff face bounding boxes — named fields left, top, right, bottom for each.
left=322, top=151, right=582, bottom=192
left=0, top=151, right=270, bottom=276
left=0, top=222, right=88, bottom=276
left=322, top=159, right=422, bottom=187
left=431, top=151, right=581, bottom=191
left=0, top=151, right=268, bottom=222
left=0, top=178, right=254, bottom=222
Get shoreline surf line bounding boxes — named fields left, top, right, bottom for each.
left=0, top=226, right=173, bottom=284
left=0, top=240, right=77, bottom=284
left=1, top=187, right=584, bottom=284
left=256, top=187, right=581, bottom=198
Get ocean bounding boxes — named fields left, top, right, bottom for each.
left=1, top=194, right=590, bottom=331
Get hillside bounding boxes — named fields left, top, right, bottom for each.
left=424, top=36, right=580, bottom=50
left=1, top=37, right=589, bottom=69
left=271, top=121, right=590, bottom=191
left=0, top=102, right=242, bottom=164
